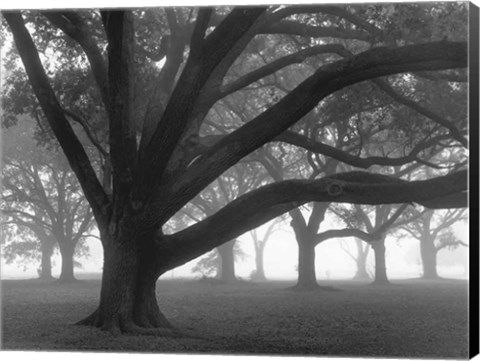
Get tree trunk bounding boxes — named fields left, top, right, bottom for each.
left=217, top=240, right=236, bottom=282
left=59, top=242, right=76, bottom=282
left=76, top=231, right=176, bottom=336
left=38, top=239, right=55, bottom=280
left=371, top=236, right=389, bottom=285
left=420, top=235, right=440, bottom=279
left=353, top=239, right=371, bottom=280
left=290, top=214, right=318, bottom=290
left=296, top=238, right=318, bottom=289
left=253, top=242, right=267, bottom=281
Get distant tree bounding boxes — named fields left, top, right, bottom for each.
left=1, top=119, right=95, bottom=282
left=1, top=219, right=56, bottom=279
left=187, top=161, right=267, bottom=282
left=330, top=202, right=411, bottom=285
left=339, top=238, right=371, bottom=280
left=248, top=218, right=283, bottom=281
left=398, top=207, right=467, bottom=279
left=191, top=239, right=247, bottom=282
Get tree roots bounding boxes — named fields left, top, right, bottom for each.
left=75, top=309, right=205, bottom=339
left=286, top=284, right=342, bottom=292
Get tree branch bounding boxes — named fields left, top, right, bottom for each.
left=266, top=5, right=381, bottom=36
left=260, top=21, right=370, bottom=41
left=3, top=12, right=110, bottom=223
left=158, top=170, right=467, bottom=271
left=63, top=108, right=108, bottom=157
left=373, top=79, right=468, bottom=147
left=41, top=11, right=109, bottom=106
left=274, top=131, right=449, bottom=169
left=135, top=8, right=266, bottom=200
left=167, top=41, right=467, bottom=217
left=101, top=10, right=138, bottom=200
left=219, top=44, right=351, bottom=97
left=316, top=228, right=376, bottom=245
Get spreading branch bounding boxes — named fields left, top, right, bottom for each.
left=135, top=8, right=266, bottom=199
left=158, top=170, right=467, bottom=271
left=166, top=41, right=467, bottom=218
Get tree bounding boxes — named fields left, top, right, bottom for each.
left=248, top=218, right=283, bottom=281
left=1, top=118, right=95, bottom=281
left=339, top=238, right=372, bottom=280
left=188, top=161, right=267, bottom=282
left=192, top=239, right=246, bottom=282
left=399, top=207, right=467, bottom=279
left=2, top=5, right=468, bottom=334
left=1, top=220, right=56, bottom=279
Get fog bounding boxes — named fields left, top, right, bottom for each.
left=1, top=217, right=468, bottom=281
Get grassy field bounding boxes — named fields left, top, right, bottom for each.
left=0, top=277, right=469, bottom=358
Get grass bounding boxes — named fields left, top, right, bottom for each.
left=0, top=277, right=469, bottom=358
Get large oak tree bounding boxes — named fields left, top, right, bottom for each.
left=2, top=5, right=468, bottom=335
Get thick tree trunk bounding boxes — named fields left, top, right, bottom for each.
left=59, top=242, right=76, bottom=282
left=420, top=235, right=440, bottom=279
left=38, top=239, right=55, bottom=280
left=290, top=214, right=319, bottom=290
left=76, top=231, right=176, bottom=336
left=353, top=239, right=371, bottom=280
left=371, top=237, right=390, bottom=285
left=296, top=238, right=318, bottom=289
left=217, top=241, right=236, bottom=282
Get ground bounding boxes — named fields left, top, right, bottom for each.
left=0, top=277, right=469, bottom=358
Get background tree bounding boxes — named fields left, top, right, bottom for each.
left=187, top=161, right=268, bottom=282
left=339, top=238, right=372, bottom=280
left=1, top=118, right=95, bottom=281
left=2, top=5, right=468, bottom=335
left=398, top=207, right=467, bottom=279
left=247, top=218, right=283, bottom=281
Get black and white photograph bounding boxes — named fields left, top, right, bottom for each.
left=0, top=1, right=478, bottom=359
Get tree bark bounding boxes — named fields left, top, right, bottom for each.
left=39, top=239, right=55, bottom=280
left=217, top=240, right=236, bottom=282
left=77, top=231, right=176, bottom=335
left=59, top=241, right=76, bottom=282
left=420, top=235, right=440, bottom=279
left=371, top=236, right=389, bottom=285
left=290, top=216, right=318, bottom=290
left=296, top=237, right=318, bottom=289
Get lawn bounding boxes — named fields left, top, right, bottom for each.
left=0, top=277, right=469, bottom=358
